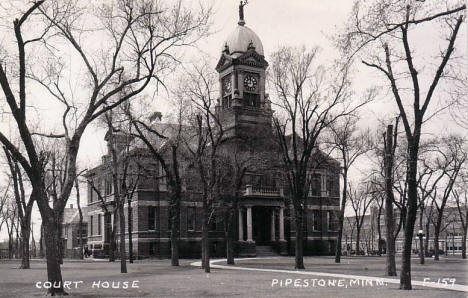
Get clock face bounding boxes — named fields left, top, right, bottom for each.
left=243, top=74, right=258, bottom=92
left=223, top=77, right=232, bottom=95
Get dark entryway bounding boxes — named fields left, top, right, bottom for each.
left=252, top=206, right=271, bottom=245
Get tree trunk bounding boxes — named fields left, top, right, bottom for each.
left=127, top=199, right=133, bottom=263
left=118, top=201, right=127, bottom=273
left=424, top=220, right=430, bottom=257
left=399, top=140, right=419, bottom=290
left=462, top=232, right=466, bottom=259
left=31, top=223, right=37, bottom=258
left=433, top=209, right=445, bottom=261
left=8, top=232, right=13, bottom=259
left=169, top=185, right=181, bottom=267
left=75, top=180, right=84, bottom=260
left=43, top=218, right=67, bottom=295
left=226, top=208, right=235, bottom=265
left=356, top=227, right=360, bottom=254
left=384, top=125, right=397, bottom=275
left=39, top=223, right=44, bottom=258
left=226, top=232, right=234, bottom=265
left=418, top=206, right=424, bottom=264
left=202, top=208, right=210, bottom=272
left=109, top=212, right=116, bottom=262
left=433, top=227, right=440, bottom=261
left=15, top=221, right=20, bottom=259
left=170, top=205, right=180, bottom=267
left=56, top=212, right=63, bottom=265
left=377, top=207, right=382, bottom=256
left=419, top=236, right=424, bottom=265
left=463, top=209, right=467, bottom=259
left=335, top=169, right=347, bottom=263
left=294, top=207, right=305, bottom=269
left=20, top=215, right=31, bottom=269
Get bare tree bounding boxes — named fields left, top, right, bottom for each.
left=88, top=179, right=116, bottom=262
left=0, top=180, right=11, bottom=247
left=453, top=178, right=467, bottom=259
left=429, top=136, right=466, bottom=261
left=131, top=110, right=184, bottom=267
left=105, top=112, right=127, bottom=273
left=30, top=222, right=37, bottom=258
left=2, top=199, right=18, bottom=259
left=3, top=147, right=35, bottom=268
left=325, top=115, right=372, bottom=263
left=382, top=121, right=399, bottom=276
left=74, top=177, right=84, bottom=260
left=180, top=63, right=223, bottom=273
left=348, top=182, right=374, bottom=254
left=339, top=0, right=466, bottom=289
left=0, top=0, right=211, bottom=294
left=415, top=140, right=450, bottom=264
left=270, top=45, right=371, bottom=269
left=217, top=145, right=260, bottom=265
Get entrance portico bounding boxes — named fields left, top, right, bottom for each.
left=237, top=193, right=287, bottom=256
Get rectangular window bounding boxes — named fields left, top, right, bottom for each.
left=222, top=95, right=232, bottom=108
left=148, top=206, right=156, bottom=230
left=187, top=207, right=196, bottom=231
left=210, top=213, right=217, bottom=231
left=97, top=214, right=102, bottom=235
left=90, top=216, right=93, bottom=235
left=159, top=163, right=167, bottom=191
left=88, top=181, right=93, bottom=203
left=310, top=173, right=321, bottom=196
left=168, top=208, right=172, bottom=230
left=326, top=174, right=334, bottom=197
left=321, top=173, right=329, bottom=197
left=328, top=211, right=338, bottom=231
left=105, top=177, right=112, bottom=196
left=313, top=210, right=320, bottom=231
left=244, top=93, right=260, bottom=107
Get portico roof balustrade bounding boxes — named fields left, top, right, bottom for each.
left=243, top=185, right=283, bottom=197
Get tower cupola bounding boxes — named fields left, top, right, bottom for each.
left=215, top=1, right=272, bottom=139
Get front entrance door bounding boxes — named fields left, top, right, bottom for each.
left=252, top=206, right=271, bottom=245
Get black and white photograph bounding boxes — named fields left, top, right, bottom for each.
left=0, top=0, right=466, bottom=297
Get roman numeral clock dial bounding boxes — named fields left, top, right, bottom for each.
left=243, top=74, right=258, bottom=92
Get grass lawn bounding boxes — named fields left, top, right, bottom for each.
left=0, top=256, right=466, bottom=297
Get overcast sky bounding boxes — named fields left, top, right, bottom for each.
left=0, top=0, right=466, bottom=241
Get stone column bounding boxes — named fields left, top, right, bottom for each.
left=279, top=207, right=285, bottom=241
left=238, top=208, right=244, bottom=241
left=247, top=206, right=253, bottom=242
left=271, top=209, right=276, bottom=242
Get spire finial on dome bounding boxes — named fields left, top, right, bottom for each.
left=238, top=0, right=248, bottom=26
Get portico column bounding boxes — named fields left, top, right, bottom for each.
left=271, top=209, right=276, bottom=242
left=103, top=213, right=108, bottom=242
left=279, top=207, right=285, bottom=241
left=238, top=208, right=244, bottom=241
left=247, top=206, right=253, bottom=242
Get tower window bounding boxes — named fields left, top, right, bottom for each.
left=222, top=95, right=232, bottom=108
left=244, top=93, right=259, bottom=107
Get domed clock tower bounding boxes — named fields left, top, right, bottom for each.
left=216, top=2, right=272, bottom=140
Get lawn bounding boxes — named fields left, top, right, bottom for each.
left=0, top=256, right=466, bottom=297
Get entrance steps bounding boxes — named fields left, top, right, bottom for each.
left=255, top=245, right=278, bottom=256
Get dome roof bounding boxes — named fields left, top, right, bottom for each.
left=224, top=25, right=264, bottom=56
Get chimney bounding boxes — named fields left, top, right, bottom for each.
left=69, top=204, right=73, bottom=209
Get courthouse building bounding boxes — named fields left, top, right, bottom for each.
left=86, top=5, right=341, bottom=259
